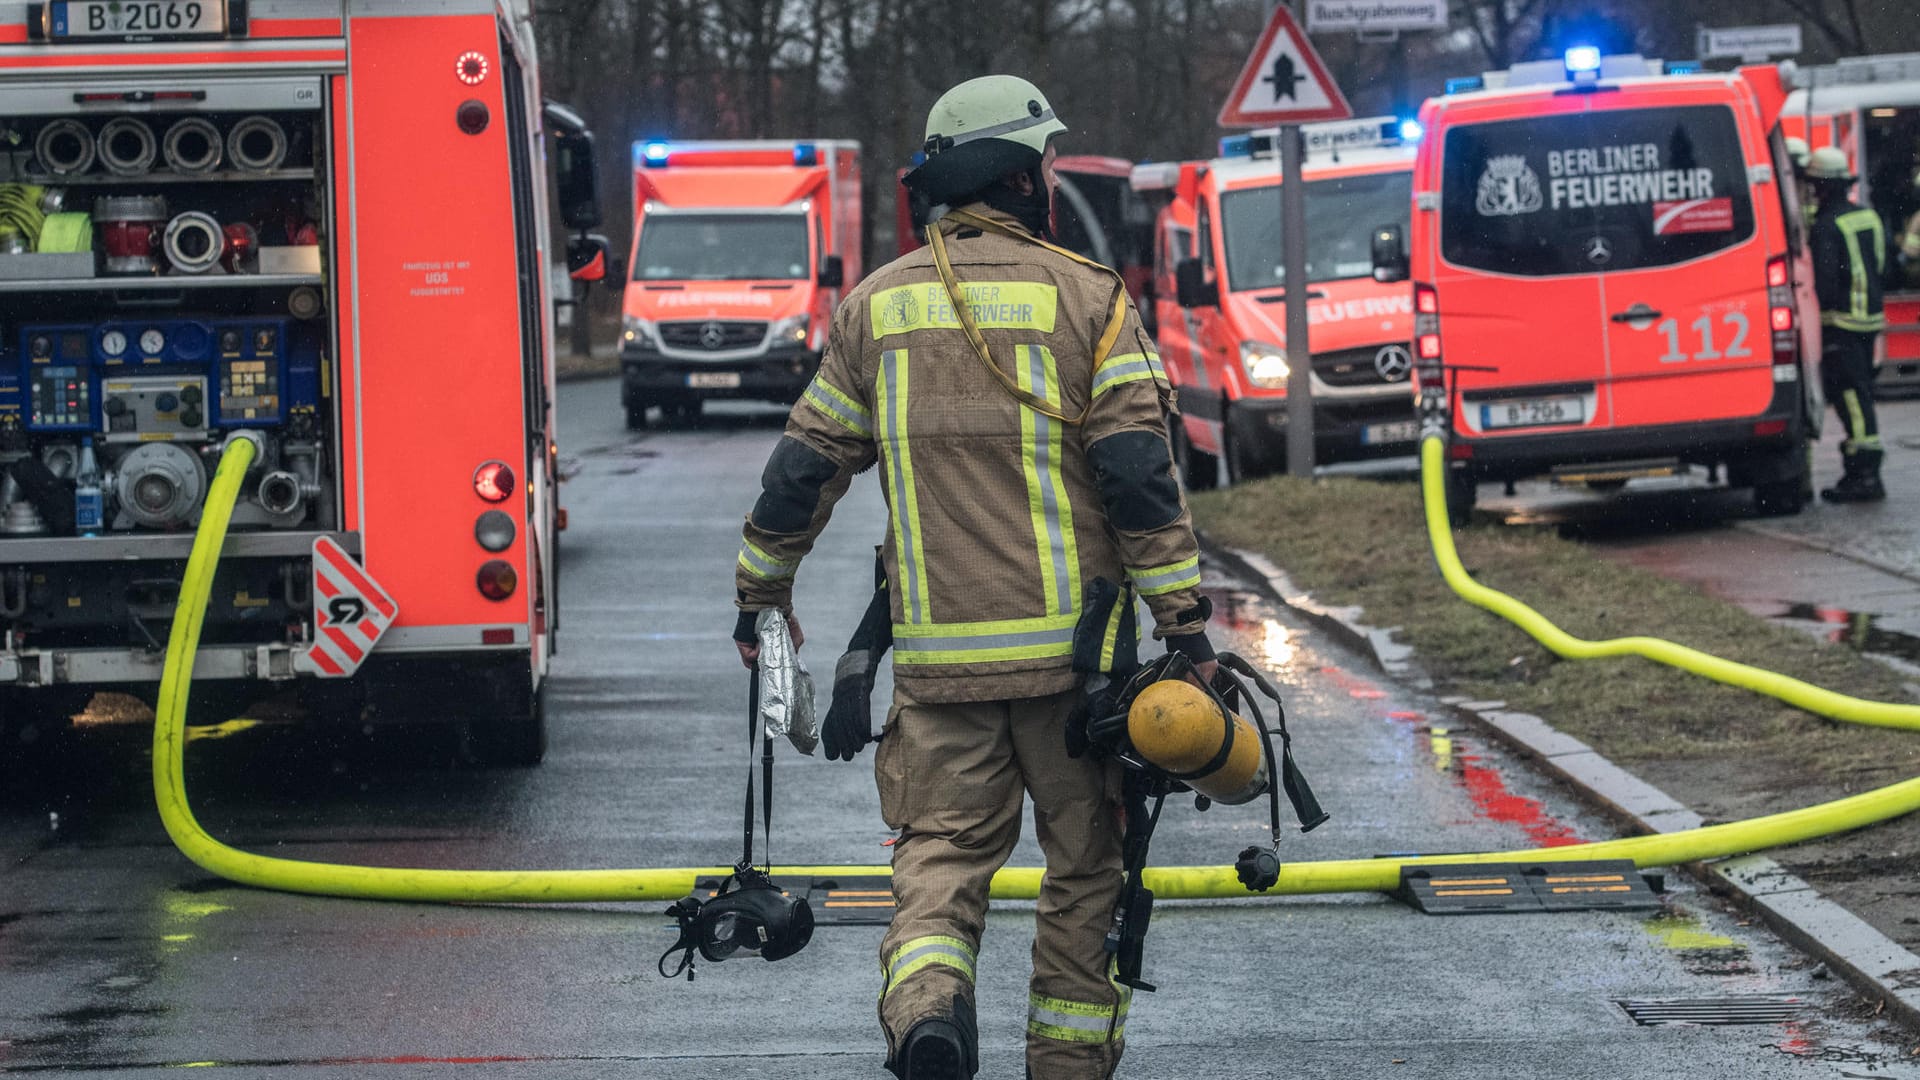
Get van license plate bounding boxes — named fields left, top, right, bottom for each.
left=52, top=1, right=227, bottom=38
left=1362, top=420, right=1419, bottom=445
left=1481, top=396, right=1584, bottom=430
left=687, top=372, right=740, bottom=389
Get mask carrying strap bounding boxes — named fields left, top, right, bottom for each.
left=925, top=209, right=1132, bottom=427
left=741, top=661, right=773, bottom=875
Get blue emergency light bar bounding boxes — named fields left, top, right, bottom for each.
left=638, top=141, right=671, bottom=168
left=1565, top=46, right=1602, bottom=73
left=1219, top=134, right=1254, bottom=158
left=1445, top=75, right=1484, bottom=94
left=1398, top=119, right=1424, bottom=142
left=793, top=143, right=818, bottom=166
left=1664, top=60, right=1703, bottom=75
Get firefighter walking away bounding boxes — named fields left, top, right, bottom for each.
left=1806, top=146, right=1889, bottom=503
left=730, top=74, right=1216, bottom=1079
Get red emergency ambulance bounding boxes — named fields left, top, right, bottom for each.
left=1401, top=51, right=1820, bottom=522
left=619, top=140, right=861, bottom=427
left=1132, top=117, right=1420, bottom=486
left=1784, top=53, right=1920, bottom=388
left=0, top=0, right=602, bottom=763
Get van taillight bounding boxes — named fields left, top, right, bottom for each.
left=1766, top=256, right=1797, bottom=363
left=1414, top=283, right=1441, bottom=364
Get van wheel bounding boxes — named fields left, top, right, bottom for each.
left=1171, top=423, right=1218, bottom=492
left=1750, top=441, right=1812, bottom=517
left=1444, top=470, right=1478, bottom=527
left=1223, top=407, right=1276, bottom=485
left=624, top=395, right=654, bottom=430
left=468, top=679, right=548, bottom=768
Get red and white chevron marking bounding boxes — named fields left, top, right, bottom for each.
left=305, top=536, right=397, bottom=678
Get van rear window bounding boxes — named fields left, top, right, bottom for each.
left=1441, top=105, right=1755, bottom=276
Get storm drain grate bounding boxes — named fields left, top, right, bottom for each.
left=1617, top=995, right=1810, bottom=1026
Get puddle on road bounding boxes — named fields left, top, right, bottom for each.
left=1758, top=602, right=1920, bottom=669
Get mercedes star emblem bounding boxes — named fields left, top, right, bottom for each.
left=1585, top=236, right=1612, bottom=266
left=1373, top=344, right=1413, bottom=382
left=700, top=321, right=728, bottom=349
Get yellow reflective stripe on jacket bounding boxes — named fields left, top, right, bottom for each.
left=877, top=349, right=932, bottom=624
left=737, top=538, right=796, bottom=580
left=883, top=935, right=975, bottom=997
left=1128, top=555, right=1200, bottom=596
left=1830, top=208, right=1889, bottom=332
left=892, top=613, right=1078, bottom=666
left=1016, top=344, right=1079, bottom=619
left=803, top=373, right=872, bottom=437
left=1099, top=583, right=1133, bottom=672
left=1027, top=991, right=1125, bottom=1044
left=869, top=281, right=1060, bottom=340
left=1091, top=352, right=1164, bottom=398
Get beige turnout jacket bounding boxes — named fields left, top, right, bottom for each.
left=736, top=205, right=1208, bottom=703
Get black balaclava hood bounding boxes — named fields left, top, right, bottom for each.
left=980, top=164, right=1054, bottom=239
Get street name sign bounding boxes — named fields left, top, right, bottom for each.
left=1697, top=24, right=1801, bottom=62
left=1306, top=0, right=1447, bottom=34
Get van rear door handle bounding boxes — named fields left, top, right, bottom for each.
left=1610, top=303, right=1661, bottom=323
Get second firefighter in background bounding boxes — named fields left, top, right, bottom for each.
left=731, top=75, right=1214, bottom=1080
left=1805, top=146, right=1889, bottom=503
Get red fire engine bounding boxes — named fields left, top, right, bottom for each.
left=0, top=0, right=610, bottom=764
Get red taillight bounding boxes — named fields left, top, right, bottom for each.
left=1413, top=283, right=1441, bottom=363
left=474, top=461, right=515, bottom=502
left=1417, top=334, right=1442, bottom=360
left=1447, top=443, right=1474, bottom=460
left=482, top=628, right=516, bottom=645
left=1415, top=284, right=1439, bottom=315
left=1766, top=257, right=1789, bottom=289
left=477, top=560, right=518, bottom=601
left=456, top=51, right=490, bottom=85
left=1771, top=306, right=1794, bottom=332
left=1753, top=419, right=1789, bottom=437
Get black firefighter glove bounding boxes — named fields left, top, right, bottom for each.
left=822, top=556, right=892, bottom=762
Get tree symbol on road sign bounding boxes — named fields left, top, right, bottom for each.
left=326, top=596, right=368, bottom=626
left=1264, top=55, right=1305, bottom=102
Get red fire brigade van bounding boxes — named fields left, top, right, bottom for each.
left=1399, top=51, right=1820, bottom=522
left=0, top=0, right=607, bottom=764
left=1784, top=53, right=1920, bottom=389
left=1133, top=117, right=1421, bottom=486
left=619, top=140, right=861, bottom=427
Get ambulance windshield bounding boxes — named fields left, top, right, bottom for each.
left=1440, top=104, right=1755, bottom=276
left=1219, top=170, right=1412, bottom=291
left=634, top=213, right=810, bottom=280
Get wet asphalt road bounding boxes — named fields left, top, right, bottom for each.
left=4, top=378, right=1920, bottom=1077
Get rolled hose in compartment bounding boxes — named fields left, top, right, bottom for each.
left=149, top=436, right=1920, bottom=904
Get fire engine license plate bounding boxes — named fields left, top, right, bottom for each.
left=686, top=372, right=740, bottom=389
left=1481, top=396, right=1585, bottom=430
left=1362, top=420, right=1419, bottom=445
left=51, top=1, right=226, bottom=38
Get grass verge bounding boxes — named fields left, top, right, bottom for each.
left=1191, top=476, right=1920, bottom=792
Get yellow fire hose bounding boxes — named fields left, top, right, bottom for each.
left=150, top=436, right=1920, bottom=904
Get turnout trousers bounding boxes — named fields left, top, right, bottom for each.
left=1821, top=328, right=1883, bottom=459
left=875, top=683, right=1128, bottom=1080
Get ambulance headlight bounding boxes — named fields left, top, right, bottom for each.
left=1565, top=46, right=1602, bottom=75
left=623, top=315, right=658, bottom=350
left=771, top=314, right=811, bottom=348
left=1240, top=342, right=1291, bottom=389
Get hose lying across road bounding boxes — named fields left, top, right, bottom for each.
left=151, top=435, right=1920, bottom=904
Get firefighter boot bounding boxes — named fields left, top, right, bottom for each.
left=1822, top=448, right=1886, bottom=503
left=889, top=999, right=978, bottom=1080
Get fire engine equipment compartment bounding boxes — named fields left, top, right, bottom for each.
left=1407, top=55, right=1817, bottom=523
left=619, top=140, right=862, bottom=427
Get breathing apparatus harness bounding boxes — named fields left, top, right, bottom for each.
left=659, top=665, right=815, bottom=980
left=1077, top=649, right=1328, bottom=991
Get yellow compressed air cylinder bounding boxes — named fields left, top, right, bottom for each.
left=1126, top=680, right=1270, bottom=805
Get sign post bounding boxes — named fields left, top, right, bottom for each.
left=1218, top=3, right=1350, bottom=478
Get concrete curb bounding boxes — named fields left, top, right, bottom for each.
left=1201, top=534, right=1920, bottom=1033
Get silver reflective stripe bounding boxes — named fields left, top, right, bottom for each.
left=894, top=624, right=1075, bottom=654
left=879, top=350, right=928, bottom=624
left=1090, top=356, right=1155, bottom=397
left=738, top=540, right=795, bottom=580
left=944, top=107, right=1059, bottom=148
left=1129, top=557, right=1199, bottom=593
left=1023, top=345, right=1075, bottom=617
left=804, top=376, right=873, bottom=437
left=1028, top=1004, right=1114, bottom=1034
left=887, top=940, right=975, bottom=984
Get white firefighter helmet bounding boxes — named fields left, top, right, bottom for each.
left=1784, top=136, right=1810, bottom=169
left=1805, top=146, right=1855, bottom=182
left=903, top=75, right=1068, bottom=207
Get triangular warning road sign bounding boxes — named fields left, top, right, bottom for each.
left=1219, top=6, right=1352, bottom=127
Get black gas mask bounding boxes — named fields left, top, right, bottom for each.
left=660, top=865, right=814, bottom=978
